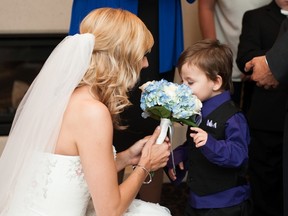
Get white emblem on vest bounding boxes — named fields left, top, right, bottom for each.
left=206, top=119, right=217, bottom=128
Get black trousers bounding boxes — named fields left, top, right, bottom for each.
left=248, top=130, right=283, bottom=216
left=231, top=81, right=254, bottom=115
left=184, top=199, right=252, bottom=216
left=284, top=112, right=288, bottom=216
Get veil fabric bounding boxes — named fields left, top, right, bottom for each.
left=0, top=33, right=95, bottom=215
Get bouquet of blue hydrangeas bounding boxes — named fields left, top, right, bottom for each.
left=140, top=79, right=202, bottom=144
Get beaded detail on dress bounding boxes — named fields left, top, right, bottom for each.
left=7, top=154, right=90, bottom=216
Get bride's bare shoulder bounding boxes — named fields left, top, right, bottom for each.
left=66, top=86, right=111, bottom=124
left=55, top=86, right=112, bottom=155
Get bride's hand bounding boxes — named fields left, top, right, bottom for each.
left=139, top=127, right=171, bottom=172
left=127, top=136, right=150, bottom=165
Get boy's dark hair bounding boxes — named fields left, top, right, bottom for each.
left=177, top=39, right=233, bottom=93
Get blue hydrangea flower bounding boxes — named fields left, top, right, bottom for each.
left=139, top=79, right=202, bottom=126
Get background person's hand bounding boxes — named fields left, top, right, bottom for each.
left=245, top=56, right=279, bottom=89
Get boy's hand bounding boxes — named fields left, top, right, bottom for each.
left=190, top=127, right=208, bottom=148
left=168, top=162, right=185, bottom=181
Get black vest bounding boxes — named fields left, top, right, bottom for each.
left=187, top=101, right=248, bottom=196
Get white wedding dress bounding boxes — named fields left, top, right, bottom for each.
left=6, top=152, right=171, bottom=216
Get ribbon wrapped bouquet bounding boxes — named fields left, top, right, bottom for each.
left=140, top=79, right=202, bottom=144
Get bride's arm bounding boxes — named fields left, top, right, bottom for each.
left=75, top=100, right=170, bottom=216
left=115, top=138, right=148, bottom=172
left=115, top=135, right=171, bottom=171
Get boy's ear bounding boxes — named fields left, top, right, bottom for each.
left=212, top=75, right=223, bottom=91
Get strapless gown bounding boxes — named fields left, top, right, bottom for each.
left=6, top=153, right=171, bottom=216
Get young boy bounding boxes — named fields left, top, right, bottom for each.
left=167, top=39, right=251, bottom=216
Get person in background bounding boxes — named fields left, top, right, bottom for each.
left=198, top=0, right=270, bottom=113
left=245, top=18, right=288, bottom=216
left=68, top=0, right=195, bottom=203
left=0, top=8, right=172, bottom=216
left=167, top=39, right=251, bottom=216
left=236, top=1, right=288, bottom=215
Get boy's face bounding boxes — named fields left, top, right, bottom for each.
left=180, top=63, right=220, bottom=102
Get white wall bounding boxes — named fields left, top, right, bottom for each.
left=182, top=0, right=202, bottom=47
left=0, top=137, right=8, bottom=156
left=0, top=0, right=72, bottom=34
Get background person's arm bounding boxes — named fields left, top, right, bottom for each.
left=266, top=26, right=288, bottom=84
left=198, top=0, right=217, bottom=39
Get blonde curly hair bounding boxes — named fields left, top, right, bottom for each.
left=78, top=8, right=154, bottom=129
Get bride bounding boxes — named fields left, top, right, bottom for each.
left=0, top=8, right=172, bottom=216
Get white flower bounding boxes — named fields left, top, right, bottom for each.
left=139, top=81, right=154, bottom=92
left=192, top=95, right=202, bottom=114
left=163, top=85, right=177, bottom=99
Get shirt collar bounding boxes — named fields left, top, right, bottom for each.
left=201, top=91, right=231, bottom=118
left=281, top=9, right=288, bottom=16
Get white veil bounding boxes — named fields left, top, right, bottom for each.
left=0, top=33, right=95, bottom=214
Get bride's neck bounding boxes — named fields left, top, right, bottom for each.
left=74, top=85, right=99, bottom=101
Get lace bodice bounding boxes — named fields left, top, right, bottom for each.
left=7, top=154, right=90, bottom=216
